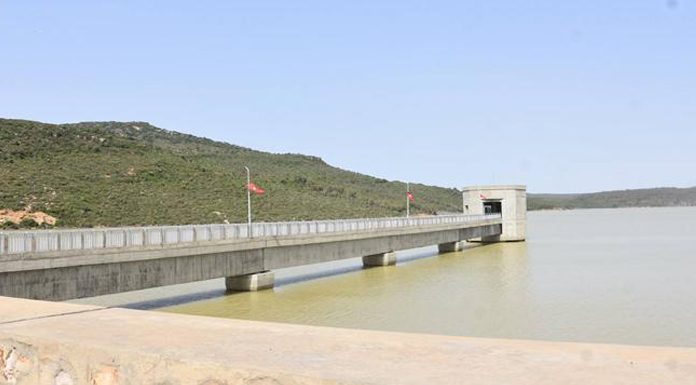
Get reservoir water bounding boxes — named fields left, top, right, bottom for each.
left=76, top=207, right=696, bottom=347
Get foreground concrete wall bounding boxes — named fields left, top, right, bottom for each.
left=1, top=296, right=695, bottom=385
left=0, top=222, right=501, bottom=301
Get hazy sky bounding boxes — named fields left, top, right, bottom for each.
left=1, top=1, right=694, bottom=193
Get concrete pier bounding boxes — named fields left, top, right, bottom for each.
left=362, top=251, right=397, bottom=267
left=1, top=296, right=695, bottom=385
left=225, top=270, right=275, bottom=291
left=437, top=241, right=465, bottom=253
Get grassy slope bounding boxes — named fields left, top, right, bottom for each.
left=0, top=118, right=463, bottom=227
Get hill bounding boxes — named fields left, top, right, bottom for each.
left=0, top=118, right=464, bottom=228
left=528, top=187, right=696, bottom=210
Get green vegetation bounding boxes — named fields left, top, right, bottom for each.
left=0, top=118, right=464, bottom=228
left=528, top=188, right=696, bottom=210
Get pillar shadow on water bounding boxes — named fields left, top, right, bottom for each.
left=118, top=288, right=229, bottom=310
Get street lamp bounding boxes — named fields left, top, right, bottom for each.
left=406, top=182, right=410, bottom=218
left=244, top=166, right=252, bottom=237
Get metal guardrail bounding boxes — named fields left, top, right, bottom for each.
left=0, top=214, right=501, bottom=256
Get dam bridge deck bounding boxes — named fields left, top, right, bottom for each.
left=0, top=214, right=502, bottom=300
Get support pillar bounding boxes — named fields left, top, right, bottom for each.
left=438, top=241, right=465, bottom=253
left=225, top=271, right=275, bottom=291
left=362, top=252, right=397, bottom=267
left=480, top=235, right=501, bottom=243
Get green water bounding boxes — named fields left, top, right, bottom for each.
left=84, top=208, right=696, bottom=347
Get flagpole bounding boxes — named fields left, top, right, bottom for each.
left=244, top=166, right=252, bottom=237
left=406, top=182, right=410, bottom=218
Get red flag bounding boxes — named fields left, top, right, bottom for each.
left=247, top=182, right=265, bottom=196
left=407, top=191, right=415, bottom=202
left=479, top=193, right=487, bottom=200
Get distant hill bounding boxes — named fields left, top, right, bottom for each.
left=528, top=187, right=696, bottom=210
left=0, top=118, right=463, bottom=228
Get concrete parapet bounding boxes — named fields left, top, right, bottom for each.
left=437, top=241, right=465, bottom=253
left=225, top=271, right=275, bottom=291
left=1, top=296, right=695, bottom=385
left=362, top=252, right=397, bottom=267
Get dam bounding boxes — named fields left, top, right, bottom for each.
left=0, top=186, right=524, bottom=301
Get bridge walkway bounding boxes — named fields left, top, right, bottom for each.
left=0, top=214, right=502, bottom=300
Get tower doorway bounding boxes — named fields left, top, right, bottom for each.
left=483, top=200, right=502, bottom=215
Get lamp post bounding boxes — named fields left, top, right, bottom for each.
left=244, top=166, right=252, bottom=237
left=406, top=182, right=410, bottom=218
